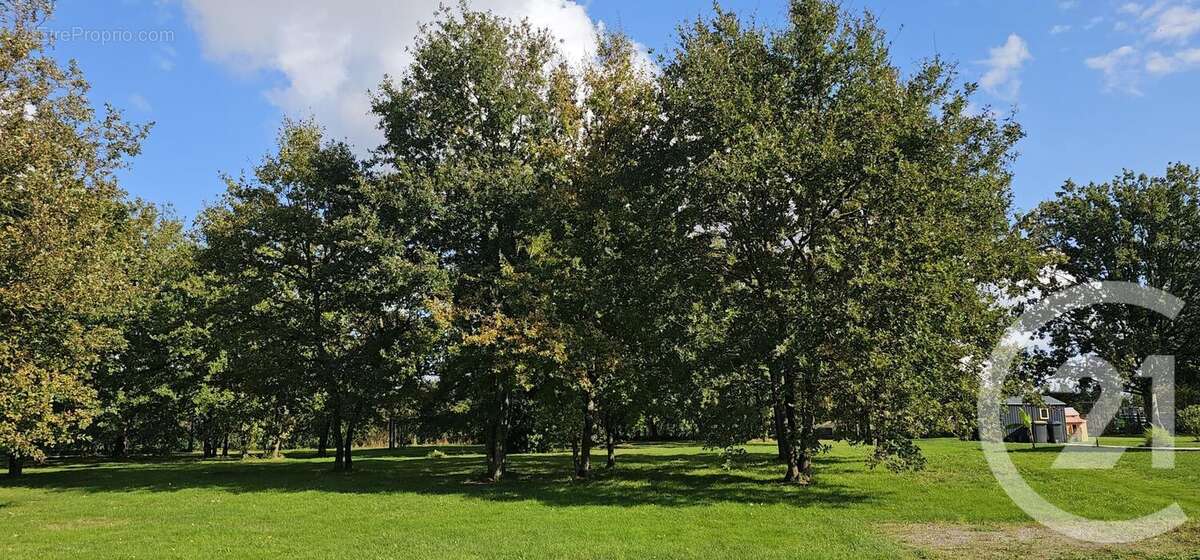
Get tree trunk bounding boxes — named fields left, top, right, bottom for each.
left=343, top=419, right=355, bottom=472
left=7, top=454, right=21, bottom=477
left=771, top=364, right=788, bottom=462
left=222, top=434, right=229, bottom=457
left=114, top=423, right=129, bottom=458
left=269, top=407, right=285, bottom=459
left=483, top=383, right=510, bottom=482
left=317, top=415, right=330, bottom=458
left=781, top=367, right=804, bottom=483
left=773, top=405, right=788, bottom=461
left=1142, top=382, right=1162, bottom=430
left=605, top=424, right=616, bottom=469
left=333, top=416, right=345, bottom=471
left=782, top=420, right=801, bottom=483
left=796, top=420, right=814, bottom=484
left=774, top=369, right=797, bottom=480
left=576, top=389, right=594, bottom=479
left=792, top=367, right=815, bottom=485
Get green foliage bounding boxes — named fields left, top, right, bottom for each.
left=1006, top=408, right=1036, bottom=449
left=0, top=0, right=151, bottom=468
left=372, top=5, right=578, bottom=480
left=1143, top=425, right=1172, bottom=447
left=1179, top=405, right=1200, bottom=441
left=87, top=205, right=208, bottom=456
left=197, top=120, right=446, bottom=468
left=1026, top=165, right=1200, bottom=419
left=14, top=0, right=1199, bottom=500
left=655, top=0, right=1036, bottom=480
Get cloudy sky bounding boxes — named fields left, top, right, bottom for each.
left=45, top=0, right=1200, bottom=219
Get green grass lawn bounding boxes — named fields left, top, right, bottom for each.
left=1086, top=435, right=1200, bottom=448
left=3, top=439, right=1200, bottom=559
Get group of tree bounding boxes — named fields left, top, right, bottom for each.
left=1021, top=165, right=1200, bottom=427
left=5, top=0, right=1198, bottom=483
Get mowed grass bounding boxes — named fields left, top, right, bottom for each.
left=3, top=439, right=1200, bottom=559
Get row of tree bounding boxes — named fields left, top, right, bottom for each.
left=4, top=0, right=1198, bottom=482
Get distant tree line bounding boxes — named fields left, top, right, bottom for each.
left=4, top=0, right=1199, bottom=482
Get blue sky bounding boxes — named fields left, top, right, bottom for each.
left=44, top=0, right=1200, bottom=222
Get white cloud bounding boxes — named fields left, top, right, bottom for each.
left=1139, top=0, right=1172, bottom=20
left=1090, top=1, right=1200, bottom=90
left=1119, top=2, right=1144, bottom=15
left=979, top=34, right=1032, bottom=100
left=1145, top=51, right=1175, bottom=72
left=155, top=45, right=177, bottom=72
left=1145, top=47, right=1200, bottom=73
left=1148, top=5, right=1200, bottom=42
left=182, top=0, right=642, bottom=151
left=129, top=93, right=153, bottom=113
left=1059, top=0, right=1079, bottom=9
left=1084, top=45, right=1143, bottom=93
left=1050, top=24, right=1072, bottom=35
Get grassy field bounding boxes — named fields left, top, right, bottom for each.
left=3, top=439, right=1200, bottom=559
left=1089, top=435, right=1200, bottom=448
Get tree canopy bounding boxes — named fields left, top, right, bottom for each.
left=4, top=0, right=1179, bottom=488
left=1026, top=164, right=1200, bottom=424
left=1, top=0, right=150, bottom=474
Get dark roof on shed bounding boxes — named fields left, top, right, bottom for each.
left=1004, top=396, right=1066, bottom=406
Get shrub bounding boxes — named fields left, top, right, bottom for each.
left=1179, top=405, right=1200, bottom=441
left=1143, top=425, right=1172, bottom=447
left=426, top=449, right=447, bottom=459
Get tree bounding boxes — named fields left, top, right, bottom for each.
left=90, top=205, right=205, bottom=457
left=1027, top=165, right=1200, bottom=429
left=198, top=121, right=445, bottom=470
left=523, top=33, right=670, bottom=478
left=372, top=7, right=574, bottom=481
left=656, top=0, right=1032, bottom=482
left=0, top=0, right=149, bottom=475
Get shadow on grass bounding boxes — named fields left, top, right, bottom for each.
left=1006, top=445, right=1070, bottom=454
left=0, top=445, right=876, bottom=510
left=283, top=445, right=484, bottom=460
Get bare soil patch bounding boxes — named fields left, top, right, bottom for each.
left=881, top=522, right=1200, bottom=559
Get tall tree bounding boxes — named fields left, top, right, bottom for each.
left=1027, top=165, right=1200, bottom=425
left=90, top=205, right=206, bottom=457
left=198, top=121, right=444, bottom=470
left=533, top=33, right=671, bottom=478
left=372, top=7, right=573, bottom=481
left=0, top=0, right=149, bottom=475
left=657, top=0, right=1032, bottom=482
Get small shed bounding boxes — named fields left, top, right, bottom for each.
left=1064, top=407, right=1088, bottom=442
left=1004, top=396, right=1067, bottom=444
